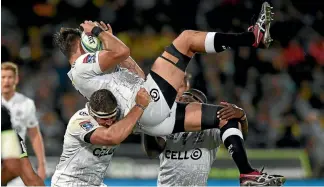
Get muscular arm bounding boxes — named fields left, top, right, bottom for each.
left=89, top=106, right=144, bottom=146
left=99, top=31, right=145, bottom=79
left=142, top=134, right=166, bottom=159
left=97, top=31, right=130, bottom=72
left=120, top=56, right=146, bottom=79
left=27, top=127, right=46, bottom=178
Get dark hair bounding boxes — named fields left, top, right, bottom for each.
left=53, top=28, right=82, bottom=59
left=89, top=89, right=118, bottom=114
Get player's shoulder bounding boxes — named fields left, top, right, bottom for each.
left=67, top=108, right=95, bottom=133
left=14, top=92, right=35, bottom=105
left=74, top=52, right=97, bottom=65
left=69, top=108, right=91, bottom=124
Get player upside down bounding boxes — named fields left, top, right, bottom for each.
left=54, top=2, right=285, bottom=186
left=143, top=89, right=245, bottom=186
left=142, top=76, right=250, bottom=186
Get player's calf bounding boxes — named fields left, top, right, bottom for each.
left=178, top=103, right=255, bottom=174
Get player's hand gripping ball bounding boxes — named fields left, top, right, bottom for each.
left=80, top=20, right=103, bottom=53
left=81, top=32, right=103, bottom=53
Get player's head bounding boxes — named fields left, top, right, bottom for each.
left=53, top=28, right=84, bottom=60
left=179, top=89, right=207, bottom=104
left=176, top=73, right=191, bottom=101
left=1, top=62, right=19, bottom=95
left=88, top=89, right=119, bottom=127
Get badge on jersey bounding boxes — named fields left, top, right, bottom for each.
left=80, top=121, right=94, bottom=131
left=83, top=54, right=96, bottom=64
left=79, top=111, right=89, bottom=116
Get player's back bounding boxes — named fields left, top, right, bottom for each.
left=158, top=129, right=221, bottom=186
left=68, top=52, right=144, bottom=117
left=51, top=108, right=118, bottom=187
left=1, top=92, right=38, bottom=139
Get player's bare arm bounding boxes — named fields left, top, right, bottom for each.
left=95, top=21, right=145, bottom=79
left=90, top=88, right=150, bottom=146
left=27, top=127, right=46, bottom=180
left=80, top=21, right=130, bottom=72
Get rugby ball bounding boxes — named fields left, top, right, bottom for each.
left=81, top=32, right=103, bottom=53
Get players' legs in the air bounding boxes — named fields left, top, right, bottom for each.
left=140, top=2, right=273, bottom=127
left=141, top=3, right=285, bottom=186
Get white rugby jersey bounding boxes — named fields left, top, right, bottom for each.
left=51, top=107, right=118, bottom=187
left=158, top=129, right=221, bottom=186
left=1, top=92, right=39, bottom=140
left=67, top=52, right=144, bottom=117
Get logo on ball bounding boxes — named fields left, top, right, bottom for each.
left=150, top=88, right=160, bottom=102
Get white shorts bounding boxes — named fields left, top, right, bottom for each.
left=1, top=130, right=21, bottom=159
left=139, top=74, right=177, bottom=136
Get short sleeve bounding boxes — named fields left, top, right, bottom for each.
left=74, top=51, right=103, bottom=79
left=67, top=117, right=100, bottom=143
left=25, top=100, right=39, bottom=128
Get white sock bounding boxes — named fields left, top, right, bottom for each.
left=204, top=32, right=216, bottom=53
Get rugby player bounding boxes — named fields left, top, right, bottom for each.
left=1, top=106, right=44, bottom=186
left=1, top=62, right=47, bottom=182
left=1, top=105, right=22, bottom=185
left=51, top=88, right=151, bottom=187
left=54, top=2, right=285, bottom=185
left=142, top=79, right=249, bottom=186
left=3, top=133, right=45, bottom=186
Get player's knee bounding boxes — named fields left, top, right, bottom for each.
left=173, top=30, right=196, bottom=54
left=178, top=30, right=195, bottom=42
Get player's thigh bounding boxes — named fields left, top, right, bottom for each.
left=2, top=158, right=22, bottom=176
left=140, top=73, right=177, bottom=127
left=19, top=158, right=45, bottom=186
left=150, top=42, right=193, bottom=90
left=184, top=103, right=226, bottom=131
left=139, top=103, right=177, bottom=136
left=150, top=53, right=185, bottom=90
left=20, top=157, right=36, bottom=178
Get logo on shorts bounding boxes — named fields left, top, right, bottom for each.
left=150, top=88, right=160, bottom=102
left=80, top=121, right=94, bottom=131
left=165, top=148, right=202, bottom=160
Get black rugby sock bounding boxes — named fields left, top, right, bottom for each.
left=220, top=120, right=254, bottom=174
left=205, top=32, right=255, bottom=52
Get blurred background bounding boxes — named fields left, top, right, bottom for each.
left=1, top=0, right=324, bottom=186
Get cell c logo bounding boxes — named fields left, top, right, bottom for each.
left=190, top=148, right=202, bottom=160
left=150, top=88, right=160, bottom=102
